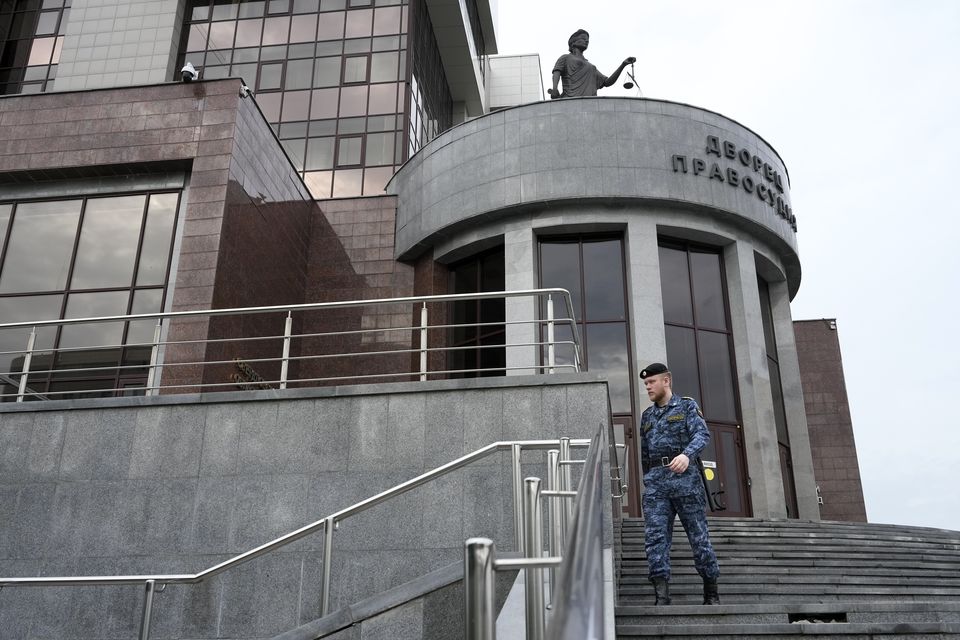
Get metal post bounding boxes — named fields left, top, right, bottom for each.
left=16, top=327, right=36, bottom=402
left=464, top=537, right=497, bottom=640
left=145, top=320, right=162, bottom=396
left=280, top=311, right=293, bottom=389
left=523, top=477, right=545, bottom=640
left=138, top=579, right=156, bottom=640
left=419, top=302, right=428, bottom=381
left=559, top=438, right=573, bottom=534
left=511, top=443, right=523, bottom=553
left=546, top=294, right=555, bottom=374
left=546, top=450, right=562, bottom=603
left=320, top=516, right=334, bottom=616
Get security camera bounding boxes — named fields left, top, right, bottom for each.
left=180, top=62, right=198, bottom=82
left=239, top=84, right=252, bottom=98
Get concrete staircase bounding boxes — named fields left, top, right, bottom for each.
left=615, top=517, right=960, bottom=638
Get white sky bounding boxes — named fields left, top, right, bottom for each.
left=496, top=0, right=960, bottom=531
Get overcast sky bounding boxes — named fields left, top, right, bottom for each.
left=496, top=0, right=960, bottom=531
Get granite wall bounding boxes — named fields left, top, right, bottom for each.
left=0, top=375, right=609, bottom=639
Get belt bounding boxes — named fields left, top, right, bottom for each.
left=642, top=449, right=682, bottom=472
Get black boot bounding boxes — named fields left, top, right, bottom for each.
left=651, top=577, right=672, bottom=605
left=702, top=578, right=720, bottom=605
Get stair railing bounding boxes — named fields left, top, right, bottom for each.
left=0, top=437, right=589, bottom=639
left=465, top=421, right=615, bottom=639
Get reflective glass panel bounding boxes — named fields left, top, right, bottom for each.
left=289, top=14, right=317, bottom=42
left=280, top=90, right=310, bottom=121
left=0, top=200, right=81, bottom=293
left=309, top=119, right=337, bottom=136
left=757, top=277, right=777, bottom=359
left=338, top=117, right=365, bottom=134
left=369, top=51, right=398, bottom=82
left=664, top=324, right=701, bottom=402
left=658, top=245, right=693, bottom=325
left=306, top=137, right=335, bottom=170
left=137, top=194, right=178, bottom=286
left=212, top=2, right=240, bottom=20
left=719, top=430, right=743, bottom=513
left=59, top=290, right=129, bottom=350
left=337, top=136, right=362, bottom=166
left=126, top=288, right=164, bottom=346
left=697, top=330, right=737, bottom=422
left=238, top=1, right=266, bottom=18
left=262, top=16, right=290, bottom=45
left=344, top=9, right=372, bottom=38
left=304, top=171, right=333, bottom=198
left=208, top=21, right=236, bottom=49
left=310, top=87, right=339, bottom=119
left=258, top=62, right=283, bottom=89
left=0, top=295, right=61, bottom=373
left=362, top=166, right=393, bottom=195
left=539, top=241, right=582, bottom=321
left=234, top=19, right=263, bottom=47
left=313, top=56, right=341, bottom=87
left=690, top=250, right=727, bottom=329
left=343, top=38, right=371, bottom=54
left=294, top=0, right=321, bottom=12
left=284, top=58, right=313, bottom=89
left=343, top=56, right=367, bottom=83
left=582, top=239, right=625, bottom=321
left=372, top=6, right=401, bottom=35
left=71, top=195, right=145, bottom=289
left=332, top=168, right=363, bottom=197
left=367, top=82, right=396, bottom=114
left=27, top=37, right=55, bottom=65
left=316, top=11, right=345, bottom=40
left=364, top=132, right=393, bottom=165
left=338, top=85, right=367, bottom=117
left=321, top=0, right=346, bottom=9
left=586, top=323, right=631, bottom=413
left=256, top=92, right=282, bottom=121
left=36, top=11, right=59, bottom=35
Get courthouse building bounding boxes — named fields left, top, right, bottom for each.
left=0, top=0, right=865, bottom=523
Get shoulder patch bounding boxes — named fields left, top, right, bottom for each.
left=682, top=397, right=704, bottom=418
left=666, top=414, right=685, bottom=422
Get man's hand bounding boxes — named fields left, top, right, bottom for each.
left=668, top=453, right=689, bottom=474
left=548, top=88, right=561, bottom=99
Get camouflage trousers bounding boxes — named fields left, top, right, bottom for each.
left=643, top=491, right=719, bottom=580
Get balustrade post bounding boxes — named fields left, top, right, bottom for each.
left=523, top=477, right=545, bottom=640
left=559, top=438, right=574, bottom=535
left=280, top=311, right=292, bottom=389
left=320, top=516, right=334, bottom=616
left=137, top=579, right=156, bottom=640
left=546, top=450, right=562, bottom=603
left=546, top=294, right=555, bottom=374
left=145, top=320, right=163, bottom=396
left=464, top=537, right=496, bottom=640
left=16, top=327, right=36, bottom=402
left=512, top=443, right=523, bottom=553
left=419, top=302, right=428, bottom=381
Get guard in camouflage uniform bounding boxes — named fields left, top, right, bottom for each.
left=639, top=362, right=720, bottom=605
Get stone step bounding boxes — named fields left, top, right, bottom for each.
left=620, top=536, right=960, bottom=552
left=618, top=573, right=960, bottom=587
left=615, top=601, right=960, bottom=626
left=617, top=583, right=960, bottom=600
left=618, top=559, right=960, bottom=573
left=614, top=621, right=960, bottom=638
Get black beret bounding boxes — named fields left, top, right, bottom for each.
left=640, top=363, right=669, bottom=379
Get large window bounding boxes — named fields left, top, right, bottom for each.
left=659, top=240, right=749, bottom=516
left=180, top=0, right=411, bottom=199
left=448, top=246, right=504, bottom=377
left=539, top=236, right=633, bottom=414
left=0, top=0, right=70, bottom=95
left=0, top=192, right=180, bottom=400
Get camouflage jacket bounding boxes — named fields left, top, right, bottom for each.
left=640, top=393, right=710, bottom=498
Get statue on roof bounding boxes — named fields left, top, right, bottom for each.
left=548, top=29, right=635, bottom=99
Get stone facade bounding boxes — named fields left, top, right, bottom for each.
left=794, top=319, right=868, bottom=522
left=0, top=376, right=609, bottom=639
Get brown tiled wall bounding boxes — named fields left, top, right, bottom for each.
left=794, top=319, right=868, bottom=522
left=298, top=196, right=419, bottom=384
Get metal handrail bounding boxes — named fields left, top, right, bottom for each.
left=0, top=288, right=578, bottom=329
left=464, top=423, right=613, bottom=639
left=0, top=288, right=583, bottom=401
left=0, top=437, right=589, bottom=637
